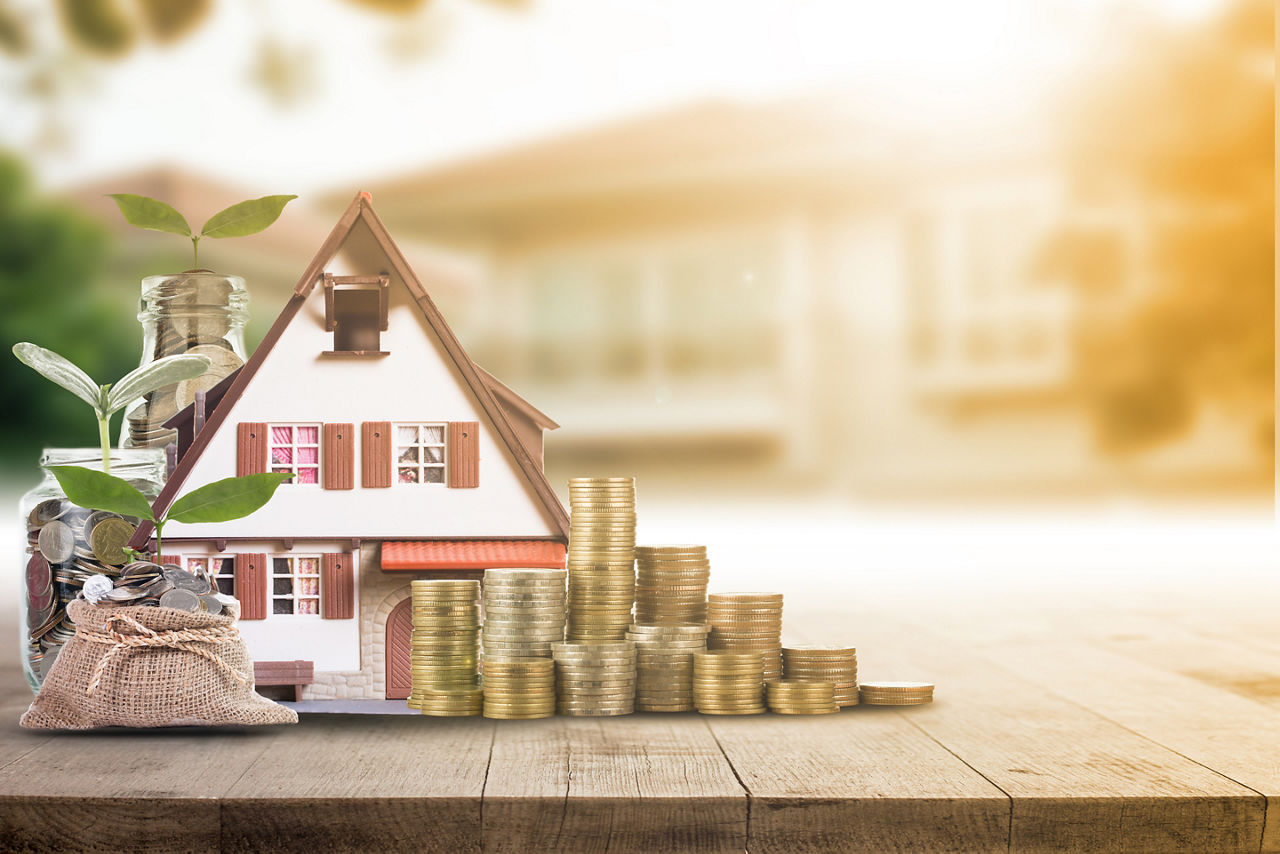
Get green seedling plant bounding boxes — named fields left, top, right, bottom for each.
left=48, top=466, right=292, bottom=558
left=12, top=343, right=211, bottom=474
left=108, top=193, right=296, bottom=268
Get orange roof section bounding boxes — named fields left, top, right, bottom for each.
left=381, top=540, right=567, bottom=571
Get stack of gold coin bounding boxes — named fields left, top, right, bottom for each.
left=692, top=650, right=765, bottom=715
left=782, top=646, right=859, bottom=706
left=707, top=592, right=783, bottom=681
left=634, top=545, right=710, bottom=625
left=566, top=477, right=636, bottom=641
left=482, top=568, right=566, bottom=659
left=552, top=641, right=636, bottom=716
left=625, top=623, right=708, bottom=712
left=482, top=657, right=556, bottom=719
left=859, top=681, right=935, bottom=705
left=765, top=679, right=839, bottom=715
left=408, top=579, right=481, bottom=716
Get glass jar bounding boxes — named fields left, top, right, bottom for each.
left=20, top=448, right=167, bottom=692
left=121, top=270, right=249, bottom=449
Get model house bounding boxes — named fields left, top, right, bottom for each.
left=128, top=192, right=569, bottom=705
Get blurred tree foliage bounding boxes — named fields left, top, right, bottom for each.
left=1045, top=0, right=1273, bottom=458
left=0, top=153, right=139, bottom=477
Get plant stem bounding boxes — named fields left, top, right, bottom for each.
left=97, top=414, right=111, bottom=474
left=192, top=236, right=200, bottom=268
left=153, top=519, right=164, bottom=562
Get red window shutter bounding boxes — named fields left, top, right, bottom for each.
left=156, top=554, right=178, bottom=567
left=448, top=421, right=479, bottom=488
left=322, top=552, right=355, bottom=619
left=323, top=423, right=355, bottom=490
left=362, top=421, right=392, bottom=488
left=237, top=423, right=268, bottom=476
left=235, top=553, right=268, bottom=620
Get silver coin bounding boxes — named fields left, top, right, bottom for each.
left=37, top=521, right=75, bottom=564
left=158, top=589, right=200, bottom=612
left=200, top=594, right=223, bottom=615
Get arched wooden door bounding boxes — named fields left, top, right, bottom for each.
left=385, top=597, right=413, bottom=699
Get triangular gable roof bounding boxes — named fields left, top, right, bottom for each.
left=130, top=192, right=570, bottom=548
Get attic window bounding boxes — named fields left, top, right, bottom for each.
left=324, top=273, right=389, bottom=354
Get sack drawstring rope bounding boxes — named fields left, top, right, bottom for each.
left=76, top=613, right=249, bottom=696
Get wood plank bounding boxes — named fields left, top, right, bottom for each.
left=0, top=713, right=279, bottom=853
left=797, top=609, right=1265, bottom=853
left=707, top=708, right=1009, bottom=853
left=222, top=714, right=494, bottom=853
left=483, top=715, right=746, bottom=853
left=978, top=638, right=1280, bottom=853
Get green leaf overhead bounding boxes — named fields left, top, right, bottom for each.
left=47, top=465, right=156, bottom=522
left=200, top=195, right=297, bottom=239
left=104, top=352, right=211, bottom=415
left=107, top=193, right=191, bottom=236
left=12, top=342, right=103, bottom=412
left=165, top=472, right=293, bottom=524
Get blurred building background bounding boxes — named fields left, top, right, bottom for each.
left=0, top=0, right=1271, bottom=511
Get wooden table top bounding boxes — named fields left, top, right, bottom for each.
left=1, top=586, right=1276, bottom=853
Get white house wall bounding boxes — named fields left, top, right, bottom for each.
left=164, top=231, right=561, bottom=540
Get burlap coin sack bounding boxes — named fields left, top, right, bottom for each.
left=21, top=599, right=298, bottom=729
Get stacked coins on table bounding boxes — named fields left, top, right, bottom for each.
left=552, top=641, right=636, bottom=717
left=408, top=579, right=482, bottom=716
left=566, top=477, right=636, bottom=641
left=626, top=623, right=708, bottom=712
left=692, top=650, right=766, bottom=715
left=634, top=545, right=710, bottom=625
left=765, top=679, right=839, bottom=715
left=859, top=681, right=935, bottom=706
left=482, top=568, right=566, bottom=659
left=482, top=657, right=556, bottom=719
left=782, top=646, right=859, bottom=707
left=707, top=592, right=784, bottom=681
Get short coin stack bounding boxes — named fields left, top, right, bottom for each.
left=566, top=477, right=637, bottom=641
left=552, top=641, right=636, bottom=716
left=692, top=650, right=765, bottom=715
left=626, top=623, right=708, bottom=712
left=482, top=657, right=556, bottom=719
left=707, top=592, right=784, bottom=681
left=482, top=568, right=566, bottom=659
left=634, top=545, right=710, bottom=625
left=409, top=579, right=482, bottom=716
left=765, top=679, right=839, bottom=715
left=859, top=681, right=935, bottom=706
left=782, top=646, right=860, bottom=706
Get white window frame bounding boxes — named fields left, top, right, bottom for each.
left=267, top=423, right=321, bottom=485
left=394, top=422, right=448, bottom=486
left=270, top=554, right=322, bottom=617
left=185, top=555, right=236, bottom=597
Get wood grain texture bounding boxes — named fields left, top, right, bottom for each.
left=707, top=710, right=1009, bottom=853
left=234, top=553, right=268, bottom=620
left=817, top=610, right=1267, bottom=854
left=322, top=422, right=354, bottom=490
left=236, top=422, right=267, bottom=477
left=321, top=552, right=354, bottom=620
left=221, top=714, right=494, bottom=853
left=483, top=715, right=746, bottom=853
left=361, top=421, right=392, bottom=488
left=447, top=421, right=479, bottom=488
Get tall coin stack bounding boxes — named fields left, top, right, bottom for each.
left=707, top=592, right=784, bottom=681
left=408, top=579, right=482, bottom=716
left=782, top=646, right=859, bottom=706
left=552, top=641, right=636, bottom=717
left=566, top=477, right=636, bottom=641
left=765, top=679, right=839, bottom=715
left=482, top=568, right=566, bottom=659
left=692, top=651, right=766, bottom=715
left=482, top=658, right=556, bottom=719
left=634, top=545, right=710, bottom=625
left=626, top=623, right=708, bottom=712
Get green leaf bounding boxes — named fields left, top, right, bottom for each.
left=12, top=342, right=103, bottom=412
left=105, top=353, right=211, bottom=415
left=47, top=465, right=156, bottom=521
left=166, top=472, right=293, bottom=524
left=200, top=195, right=297, bottom=239
left=107, top=193, right=191, bottom=236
